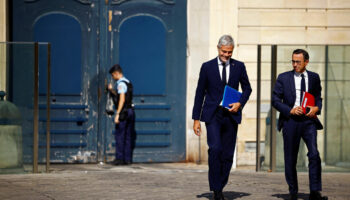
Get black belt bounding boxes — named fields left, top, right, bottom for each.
left=290, top=115, right=310, bottom=121
left=216, top=106, right=231, bottom=116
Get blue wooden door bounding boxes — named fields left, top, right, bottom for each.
left=103, top=0, right=187, bottom=162
left=12, top=0, right=100, bottom=163
left=11, top=0, right=186, bottom=163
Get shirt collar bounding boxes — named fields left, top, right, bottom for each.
left=217, top=57, right=228, bottom=67
left=294, top=70, right=308, bottom=77
left=116, top=76, right=128, bottom=84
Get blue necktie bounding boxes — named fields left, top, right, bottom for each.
left=222, top=62, right=227, bottom=85
left=300, top=74, right=305, bottom=105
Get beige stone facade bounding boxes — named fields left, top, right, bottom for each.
left=186, top=0, right=350, bottom=166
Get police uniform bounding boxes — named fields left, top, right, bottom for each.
left=114, top=77, right=135, bottom=164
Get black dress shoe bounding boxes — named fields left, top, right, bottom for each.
left=213, top=191, right=225, bottom=200
left=289, top=193, right=297, bottom=200
left=124, top=160, right=132, bottom=165
left=309, top=191, right=328, bottom=200
left=112, top=159, right=124, bottom=165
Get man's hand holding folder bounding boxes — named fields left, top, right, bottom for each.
left=290, top=91, right=319, bottom=118
left=305, top=106, right=319, bottom=118
left=228, top=102, right=241, bottom=113
left=222, top=86, right=242, bottom=113
left=302, top=91, right=319, bottom=118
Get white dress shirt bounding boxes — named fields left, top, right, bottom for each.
left=217, top=57, right=230, bottom=84
left=218, top=57, right=230, bottom=106
left=294, top=71, right=309, bottom=108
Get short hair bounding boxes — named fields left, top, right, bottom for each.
left=293, top=49, right=309, bottom=61
left=217, top=35, right=235, bottom=48
left=109, top=64, right=123, bottom=74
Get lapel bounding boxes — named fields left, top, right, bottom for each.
left=213, top=58, right=222, bottom=84
left=307, top=70, right=312, bottom=92
left=289, top=70, right=296, bottom=101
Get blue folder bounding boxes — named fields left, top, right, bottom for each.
left=222, top=85, right=242, bottom=109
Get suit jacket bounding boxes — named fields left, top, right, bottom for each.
left=272, top=70, right=323, bottom=131
left=192, top=57, right=252, bottom=124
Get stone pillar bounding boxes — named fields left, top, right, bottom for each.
left=186, top=0, right=238, bottom=165
left=0, top=0, right=7, bottom=93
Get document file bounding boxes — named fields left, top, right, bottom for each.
left=301, top=91, right=315, bottom=114
left=222, top=85, right=242, bottom=109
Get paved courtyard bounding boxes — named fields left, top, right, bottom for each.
left=0, top=163, right=349, bottom=200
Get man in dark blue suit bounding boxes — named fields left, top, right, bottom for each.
left=272, top=49, right=327, bottom=200
left=192, top=35, right=252, bottom=200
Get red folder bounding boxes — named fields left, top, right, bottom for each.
left=301, top=91, right=315, bottom=114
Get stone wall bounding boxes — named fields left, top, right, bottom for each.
left=236, top=0, right=350, bottom=166
left=186, top=0, right=350, bottom=166
left=186, top=0, right=237, bottom=164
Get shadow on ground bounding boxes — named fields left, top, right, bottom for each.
left=272, top=193, right=309, bottom=200
left=197, top=191, right=250, bottom=199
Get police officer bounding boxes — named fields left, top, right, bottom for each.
left=108, top=64, right=135, bottom=165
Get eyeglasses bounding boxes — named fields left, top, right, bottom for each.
left=291, top=60, right=302, bottom=64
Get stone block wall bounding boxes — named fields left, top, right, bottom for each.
left=186, top=0, right=350, bottom=166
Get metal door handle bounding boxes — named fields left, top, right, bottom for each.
left=104, top=78, right=108, bottom=93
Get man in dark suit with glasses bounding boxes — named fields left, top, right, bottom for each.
left=272, top=49, right=327, bottom=200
